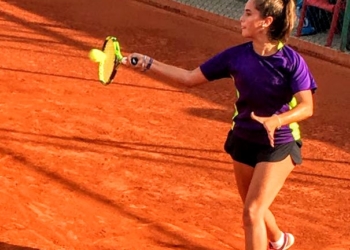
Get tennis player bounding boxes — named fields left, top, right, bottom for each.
left=124, top=0, right=317, bottom=248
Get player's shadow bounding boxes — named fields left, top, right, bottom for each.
left=184, top=107, right=234, bottom=124
left=0, top=242, right=39, bottom=250
left=1, top=128, right=350, bottom=185
left=0, top=145, right=219, bottom=250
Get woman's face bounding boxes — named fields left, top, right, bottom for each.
left=240, top=0, right=268, bottom=39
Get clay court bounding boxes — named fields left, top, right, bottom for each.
left=0, top=0, right=349, bottom=249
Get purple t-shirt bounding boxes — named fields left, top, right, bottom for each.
left=200, top=42, right=317, bottom=145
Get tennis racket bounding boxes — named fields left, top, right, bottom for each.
left=95, top=36, right=138, bottom=85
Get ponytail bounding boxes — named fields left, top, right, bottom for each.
left=281, top=0, right=296, bottom=42
left=255, top=0, right=296, bottom=42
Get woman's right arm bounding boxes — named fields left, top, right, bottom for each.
left=125, top=53, right=208, bottom=87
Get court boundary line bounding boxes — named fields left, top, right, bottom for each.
left=136, top=0, right=350, bottom=69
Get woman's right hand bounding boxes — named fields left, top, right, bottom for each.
left=123, top=53, right=152, bottom=71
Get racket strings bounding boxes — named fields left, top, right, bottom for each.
left=100, top=40, right=117, bottom=83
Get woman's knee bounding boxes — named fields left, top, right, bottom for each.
left=242, top=203, right=265, bottom=226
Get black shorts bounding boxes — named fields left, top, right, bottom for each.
left=224, top=130, right=302, bottom=167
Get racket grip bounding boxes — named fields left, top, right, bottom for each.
left=131, top=57, right=138, bottom=66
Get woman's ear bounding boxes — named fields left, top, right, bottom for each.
left=262, top=16, right=273, bottom=28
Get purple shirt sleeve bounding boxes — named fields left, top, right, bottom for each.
left=290, top=55, right=317, bottom=94
left=199, top=48, right=234, bottom=81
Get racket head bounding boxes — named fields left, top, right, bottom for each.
left=98, top=36, right=123, bottom=85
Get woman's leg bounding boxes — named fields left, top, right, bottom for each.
left=241, top=156, right=295, bottom=250
left=233, top=160, right=283, bottom=242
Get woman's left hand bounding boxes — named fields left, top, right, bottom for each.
left=251, top=112, right=282, bottom=147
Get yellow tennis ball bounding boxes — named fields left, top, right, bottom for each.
left=88, top=49, right=106, bottom=63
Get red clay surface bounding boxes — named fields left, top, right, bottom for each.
left=0, top=0, right=349, bottom=249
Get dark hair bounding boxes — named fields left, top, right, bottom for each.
left=254, top=0, right=296, bottom=42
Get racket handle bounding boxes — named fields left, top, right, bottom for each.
left=131, top=57, right=138, bottom=66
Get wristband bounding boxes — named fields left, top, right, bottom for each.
left=146, top=57, right=153, bottom=70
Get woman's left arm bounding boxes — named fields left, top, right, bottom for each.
left=277, top=89, right=314, bottom=125
left=251, top=89, right=314, bottom=147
